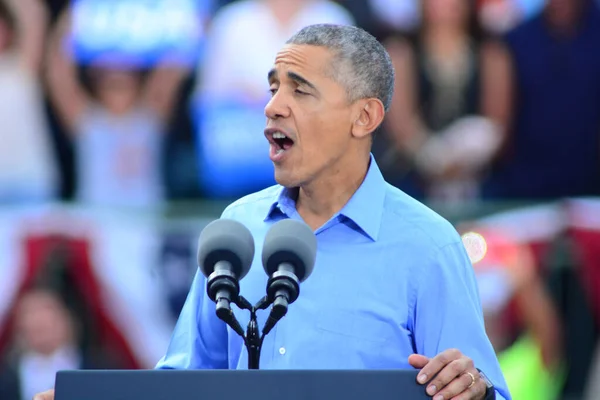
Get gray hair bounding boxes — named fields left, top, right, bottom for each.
left=286, top=24, right=395, bottom=112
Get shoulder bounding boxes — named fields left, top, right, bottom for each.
left=221, top=184, right=282, bottom=219
left=504, top=15, right=543, bottom=47
left=381, top=184, right=462, bottom=252
left=381, top=187, right=477, bottom=289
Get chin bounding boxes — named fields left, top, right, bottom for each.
left=273, top=170, right=299, bottom=188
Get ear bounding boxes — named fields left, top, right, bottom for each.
left=351, top=98, right=386, bottom=139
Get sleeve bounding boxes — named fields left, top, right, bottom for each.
left=154, top=271, right=229, bottom=369
left=411, top=241, right=512, bottom=400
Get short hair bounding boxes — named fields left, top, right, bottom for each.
left=286, top=24, right=395, bottom=112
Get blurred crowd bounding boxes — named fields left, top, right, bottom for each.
left=0, top=0, right=599, bottom=399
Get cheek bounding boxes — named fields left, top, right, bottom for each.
left=299, top=110, right=346, bottom=154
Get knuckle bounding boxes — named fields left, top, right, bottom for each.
left=450, top=359, right=464, bottom=374
left=438, top=354, right=449, bottom=365
left=465, top=357, right=474, bottom=369
left=448, top=348, right=461, bottom=359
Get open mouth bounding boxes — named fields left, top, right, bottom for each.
left=272, top=131, right=294, bottom=154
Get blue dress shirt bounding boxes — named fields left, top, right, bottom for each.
left=157, top=156, right=511, bottom=399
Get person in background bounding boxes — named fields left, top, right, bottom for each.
left=477, top=0, right=528, bottom=34
left=462, top=227, right=564, bottom=400
left=199, top=0, right=354, bottom=103
left=46, top=10, right=188, bottom=209
left=482, top=0, right=600, bottom=200
left=192, top=0, right=354, bottom=198
left=0, top=288, right=106, bottom=400
left=377, top=0, right=507, bottom=203
left=335, top=0, right=420, bottom=40
left=0, top=0, right=59, bottom=204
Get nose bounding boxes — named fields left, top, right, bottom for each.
left=264, top=90, right=291, bottom=120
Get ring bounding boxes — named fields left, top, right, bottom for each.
left=464, top=372, right=476, bottom=389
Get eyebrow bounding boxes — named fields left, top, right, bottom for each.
left=268, top=69, right=317, bottom=91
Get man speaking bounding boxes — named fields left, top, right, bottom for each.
left=36, top=24, right=510, bottom=400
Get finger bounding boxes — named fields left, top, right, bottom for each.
left=433, top=370, right=478, bottom=400
left=416, top=348, right=462, bottom=386
left=450, top=378, right=487, bottom=400
left=426, top=357, right=473, bottom=397
left=33, top=389, right=55, bottom=400
left=408, top=354, right=429, bottom=369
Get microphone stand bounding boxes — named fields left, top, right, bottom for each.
left=218, top=295, right=282, bottom=369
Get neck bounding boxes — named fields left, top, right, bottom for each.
left=424, top=26, right=468, bottom=52
left=266, top=0, right=307, bottom=25
left=26, top=343, right=74, bottom=358
left=296, top=150, right=371, bottom=230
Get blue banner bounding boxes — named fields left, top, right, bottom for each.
left=193, top=98, right=276, bottom=199
left=69, top=0, right=209, bottom=67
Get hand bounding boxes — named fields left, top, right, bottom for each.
left=409, top=349, right=487, bottom=400
left=33, top=389, right=55, bottom=400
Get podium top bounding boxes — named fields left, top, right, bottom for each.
left=56, top=369, right=431, bottom=400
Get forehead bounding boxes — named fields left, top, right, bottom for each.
left=272, top=44, right=334, bottom=79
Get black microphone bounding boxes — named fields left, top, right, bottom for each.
left=261, top=219, right=317, bottom=335
left=197, top=219, right=254, bottom=336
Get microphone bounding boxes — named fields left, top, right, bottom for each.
left=261, top=219, right=317, bottom=334
left=197, top=219, right=254, bottom=335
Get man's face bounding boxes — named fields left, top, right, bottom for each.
left=546, top=0, right=584, bottom=29
left=265, top=44, right=356, bottom=188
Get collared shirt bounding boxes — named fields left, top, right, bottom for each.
left=157, top=155, right=511, bottom=399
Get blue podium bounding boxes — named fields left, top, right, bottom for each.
left=55, top=369, right=432, bottom=400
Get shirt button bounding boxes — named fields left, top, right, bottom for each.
left=279, top=347, right=286, bottom=355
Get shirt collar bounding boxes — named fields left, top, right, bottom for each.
left=265, top=154, right=387, bottom=241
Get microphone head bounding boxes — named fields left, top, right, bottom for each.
left=197, top=219, right=255, bottom=280
left=262, top=219, right=317, bottom=282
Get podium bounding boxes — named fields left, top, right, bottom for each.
left=55, top=369, right=432, bottom=400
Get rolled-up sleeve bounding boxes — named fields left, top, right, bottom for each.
left=412, top=240, right=511, bottom=400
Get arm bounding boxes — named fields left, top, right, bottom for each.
left=45, top=10, right=89, bottom=133
left=511, top=246, right=563, bottom=371
left=5, top=0, right=48, bottom=74
left=383, top=37, right=429, bottom=158
left=197, top=9, right=244, bottom=101
left=155, top=271, right=229, bottom=369
left=411, top=241, right=511, bottom=400
left=479, top=39, right=514, bottom=162
left=142, top=62, right=189, bottom=122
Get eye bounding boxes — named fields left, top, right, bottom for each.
left=269, top=87, right=278, bottom=96
left=295, top=89, right=308, bottom=95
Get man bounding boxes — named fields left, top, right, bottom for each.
left=35, top=24, right=510, bottom=400
left=482, top=0, right=600, bottom=200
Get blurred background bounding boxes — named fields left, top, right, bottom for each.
left=0, top=0, right=598, bottom=399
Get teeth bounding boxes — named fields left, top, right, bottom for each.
left=275, top=148, right=285, bottom=155
left=273, top=132, right=287, bottom=139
